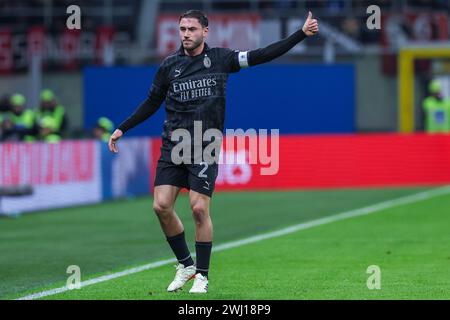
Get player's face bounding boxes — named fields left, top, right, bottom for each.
left=179, top=18, right=208, bottom=52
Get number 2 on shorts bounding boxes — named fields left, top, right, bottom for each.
left=198, top=161, right=208, bottom=178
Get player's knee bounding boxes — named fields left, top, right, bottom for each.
left=191, top=204, right=208, bottom=223
left=153, top=200, right=172, bottom=216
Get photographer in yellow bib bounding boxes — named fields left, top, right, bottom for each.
left=2, top=94, right=37, bottom=142
left=423, top=80, right=450, bottom=133
left=93, top=117, right=114, bottom=142
left=36, top=89, right=68, bottom=139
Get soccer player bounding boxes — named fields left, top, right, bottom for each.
left=109, top=10, right=319, bottom=294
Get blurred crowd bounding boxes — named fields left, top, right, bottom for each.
left=0, top=90, right=68, bottom=143
left=170, top=0, right=450, bottom=11
left=0, top=90, right=113, bottom=143
left=2, top=0, right=449, bottom=53
left=5, top=0, right=449, bottom=13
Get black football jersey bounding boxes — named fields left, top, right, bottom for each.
left=152, top=43, right=249, bottom=160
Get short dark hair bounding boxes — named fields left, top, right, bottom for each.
left=179, top=10, right=208, bottom=28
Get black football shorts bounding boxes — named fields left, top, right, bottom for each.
left=154, top=158, right=219, bottom=197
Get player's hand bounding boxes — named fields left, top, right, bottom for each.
left=302, top=11, right=319, bottom=37
left=108, top=129, right=123, bottom=153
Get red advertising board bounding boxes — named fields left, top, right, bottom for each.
left=95, top=26, right=115, bottom=65
left=27, top=26, right=46, bottom=56
left=0, top=141, right=95, bottom=186
left=150, top=133, right=450, bottom=191
left=60, top=28, right=81, bottom=70
left=0, top=140, right=101, bottom=214
left=0, top=28, right=12, bottom=73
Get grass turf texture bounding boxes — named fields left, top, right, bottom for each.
left=1, top=187, right=449, bottom=299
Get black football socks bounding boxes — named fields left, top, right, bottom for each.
left=166, top=231, right=194, bottom=267
left=195, top=241, right=212, bottom=278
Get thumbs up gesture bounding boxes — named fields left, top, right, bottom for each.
left=302, top=11, right=319, bottom=36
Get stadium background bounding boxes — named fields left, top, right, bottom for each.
left=1, top=0, right=450, bottom=300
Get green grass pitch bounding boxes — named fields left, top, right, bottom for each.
left=1, top=187, right=449, bottom=300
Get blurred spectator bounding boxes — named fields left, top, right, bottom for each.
left=0, top=95, right=10, bottom=113
left=0, top=95, right=11, bottom=140
left=358, top=0, right=394, bottom=9
left=93, top=117, right=114, bottom=142
left=1, top=94, right=37, bottom=142
left=325, top=0, right=346, bottom=14
left=341, top=17, right=361, bottom=40
left=408, top=0, right=449, bottom=10
left=39, top=116, right=62, bottom=143
left=36, top=89, right=69, bottom=139
left=259, top=0, right=297, bottom=11
left=423, top=80, right=450, bottom=133
left=305, top=0, right=326, bottom=9
left=212, top=0, right=251, bottom=10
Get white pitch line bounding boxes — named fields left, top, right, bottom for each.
left=16, top=185, right=450, bottom=300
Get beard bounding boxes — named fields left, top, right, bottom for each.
left=182, top=37, right=203, bottom=52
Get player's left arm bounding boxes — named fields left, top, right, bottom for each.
left=108, top=63, right=169, bottom=153
left=239, top=11, right=318, bottom=68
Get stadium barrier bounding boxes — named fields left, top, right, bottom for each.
left=151, top=133, right=450, bottom=191
left=0, top=138, right=150, bottom=215
left=0, top=140, right=101, bottom=214
left=1, top=133, right=449, bottom=214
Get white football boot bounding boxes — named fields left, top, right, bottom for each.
left=167, top=264, right=196, bottom=292
left=189, top=273, right=209, bottom=294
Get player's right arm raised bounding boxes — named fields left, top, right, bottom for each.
left=238, top=11, right=318, bottom=68
left=108, top=65, right=168, bottom=153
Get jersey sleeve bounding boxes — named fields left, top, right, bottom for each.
left=117, top=63, right=169, bottom=133
left=218, top=48, right=249, bottom=74
left=150, top=62, right=170, bottom=95
left=247, top=29, right=307, bottom=66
